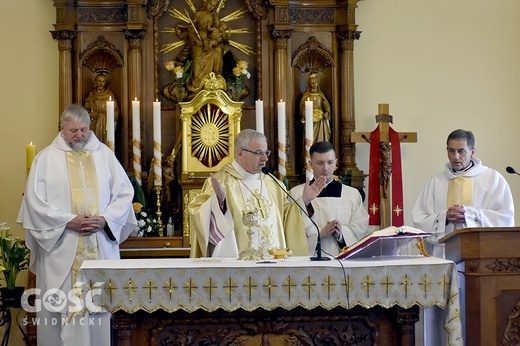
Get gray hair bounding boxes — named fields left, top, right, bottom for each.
left=60, top=104, right=91, bottom=126
left=234, top=129, right=267, bottom=154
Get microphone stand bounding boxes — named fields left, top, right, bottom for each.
left=261, top=167, right=330, bottom=261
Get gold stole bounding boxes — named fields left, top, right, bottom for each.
left=66, top=151, right=99, bottom=286
left=447, top=176, right=473, bottom=207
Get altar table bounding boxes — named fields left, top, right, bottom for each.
left=76, top=256, right=463, bottom=346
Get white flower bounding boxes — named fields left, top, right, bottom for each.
left=176, top=71, right=183, bottom=79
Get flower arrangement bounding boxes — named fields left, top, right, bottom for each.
left=133, top=203, right=160, bottom=237
left=229, top=60, right=251, bottom=84
left=333, top=167, right=353, bottom=186
left=164, top=60, right=192, bottom=86
left=0, top=223, right=30, bottom=289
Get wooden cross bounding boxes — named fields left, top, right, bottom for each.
left=351, top=104, right=417, bottom=228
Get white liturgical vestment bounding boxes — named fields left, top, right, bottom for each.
left=412, top=158, right=512, bottom=346
left=18, top=132, right=136, bottom=346
left=291, top=179, right=369, bottom=256
left=412, top=158, right=514, bottom=257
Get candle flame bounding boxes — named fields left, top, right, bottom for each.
left=30, top=141, right=33, bottom=145
left=307, top=98, right=310, bottom=101
left=135, top=97, right=137, bottom=101
left=109, top=96, right=112, bottom=101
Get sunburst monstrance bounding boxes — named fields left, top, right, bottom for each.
left=190, top=103, right=230, bottom=167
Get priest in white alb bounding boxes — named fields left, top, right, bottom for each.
left=412, top=129, right=514, bottom=257
left=18, top=104, right=137, bottom=346
left=189, top=129, right=326, bottom=258
left=412, top=129, right=514, bottom=346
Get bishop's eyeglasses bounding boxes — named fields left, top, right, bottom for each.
left=241, top=148, right=272, bottom=157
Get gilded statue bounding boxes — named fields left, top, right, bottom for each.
left=299, top=73, right=332, bottom=143
left=84, top=73, right=120, bottom=143
left=175, top=0, right=231, bottom=93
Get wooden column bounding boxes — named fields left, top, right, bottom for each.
left=337, top=30, right=360, bottom=173
left=51, top=30, right=76, bottom=122
left=271, top=28, right=294, bottom=176
left=125, top=29, right=146, bottom=170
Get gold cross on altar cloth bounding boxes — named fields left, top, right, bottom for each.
left=351, top=104, right=417, bottom=228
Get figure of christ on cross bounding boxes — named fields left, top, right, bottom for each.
left=351, top=104, right=417, bottom=229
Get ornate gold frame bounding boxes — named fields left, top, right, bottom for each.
left=180, top=73, right=243, bottom=180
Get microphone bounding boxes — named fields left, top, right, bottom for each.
left=506, top=166, right=520, bottom=176
left=261, top=167, right=330, bottom=261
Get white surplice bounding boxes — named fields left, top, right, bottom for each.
left=290, top=179, right=369, bottom=256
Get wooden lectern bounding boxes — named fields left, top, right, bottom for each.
left=440, top=227, right=520, bottom=346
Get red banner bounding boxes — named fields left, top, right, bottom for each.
left=367, top=127, right=405, bottom=226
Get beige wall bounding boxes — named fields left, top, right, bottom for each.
left=1, top=0, right=519, bottom=263
left=0, top=1, right=57, bottom=285
left=355, top=0, right=520, bottom=226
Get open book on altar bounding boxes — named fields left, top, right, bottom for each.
left=336, top=226, right=431, bottom=260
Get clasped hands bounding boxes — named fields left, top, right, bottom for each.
left=67, top=215, right=106, bottom=236
left=321, top=219, right=342, bottom=239
left=446, top=204, right=466, bottom=224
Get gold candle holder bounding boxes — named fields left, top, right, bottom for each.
left=153, top=185, right=164, bottom=236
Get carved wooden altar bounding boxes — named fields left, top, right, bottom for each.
left=49, top=0, right=364, bottom=246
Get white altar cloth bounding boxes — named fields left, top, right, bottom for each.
left=77, top=256, right=463, bottom=345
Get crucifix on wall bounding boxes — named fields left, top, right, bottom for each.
left=351, top=104, right=417, bottom=229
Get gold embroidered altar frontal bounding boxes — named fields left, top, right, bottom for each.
left=77, top=256, right=462, bottom=345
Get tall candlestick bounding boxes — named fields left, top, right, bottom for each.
left=106, top=96, right=115, bottom=151
left=305, top=98, right=314, bottom=179
left=153, top=100, right=162, bottom=186
left=255, top=99, right=264, bottom=134
left=132, top=98, right=142, bottom=186
left=26, top=142, right=36, bottom=174
left=277, top=100, right=286, bottom=178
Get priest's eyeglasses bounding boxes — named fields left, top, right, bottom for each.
left=241, top=148, right=272, bottom=157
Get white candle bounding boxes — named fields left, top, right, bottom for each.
left=106, top=97, right=115, bottom=151
left=277, top=100, right=286, bottom=177
left=255, top=99, right=264, bottom=134
left=305, top=98, right=314, bottom=179
left=153, top=100, right=162, bottom=186
left=132, top=98, right=142, bottom=185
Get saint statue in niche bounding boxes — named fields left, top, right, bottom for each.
left=299, top=72, right=332, bottom=143
left=84, top=73, right=120, bottom=143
